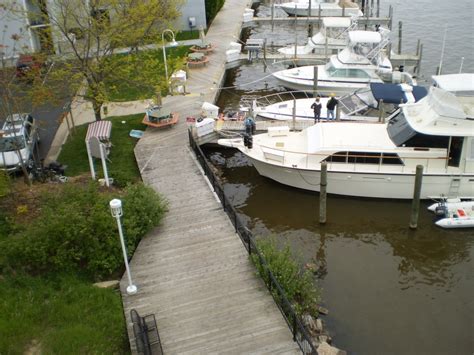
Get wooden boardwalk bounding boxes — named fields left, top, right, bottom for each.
left=121, top=0, right=300, bottom=353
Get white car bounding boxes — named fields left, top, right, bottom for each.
left=0, top=113, right=39, bottom=172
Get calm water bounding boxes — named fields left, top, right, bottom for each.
left=206, top=1, right=474, bottom=354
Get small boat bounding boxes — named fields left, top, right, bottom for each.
left=252, top=82, right=428, bottom=122
left=273, top=31, right=415, bottom=96
left=428, top=199, right=474, bottom=229
left=278, top=17, right=354, bottom=57
left=277, top=0, right=363, bottom=17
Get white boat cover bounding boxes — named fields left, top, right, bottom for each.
left=348, top=31, right=382, bottom=44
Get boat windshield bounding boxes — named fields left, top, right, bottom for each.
left=0, top=136, right=26, bottom=152
left=387, top=111, right=449, bottom=148
left=327, top=66, right=371, bottom=78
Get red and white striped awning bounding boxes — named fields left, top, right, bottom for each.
left=85, top=121, right=112, bottom=141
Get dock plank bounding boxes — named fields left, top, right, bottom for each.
left=121, top=0, right=301, bottom=353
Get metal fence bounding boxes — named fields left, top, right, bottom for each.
left=188, top=128, right=316, bottom=354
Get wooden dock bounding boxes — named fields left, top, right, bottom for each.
left=122, top=0, right=300, bottom=353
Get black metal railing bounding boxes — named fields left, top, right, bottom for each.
left=188, top=129, right=316, bottom=354
left=130, top=309, right=163, bottom=355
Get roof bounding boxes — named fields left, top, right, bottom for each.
left=322, top=17, right=351, bottom=28
left=86, top=120, right=112, bottom=141
left=402, top=87, right=474, bottom=137
left=348, top=31, right=382, bottom=44
left=432, top=73, right=474, bottom=93
left=370, top=83, right=428, bottom=104
left=306, top=122, right=395, bottom=153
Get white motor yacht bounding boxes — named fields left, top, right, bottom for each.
left=219, top=86, right=474, bottom=199
left=278, top=0, right=363, bottom=17
left=278, top=17, right=353, bottom=57
left=252, top=83, right=428, bottom=122
left=272, top=31, right=415, bottom=96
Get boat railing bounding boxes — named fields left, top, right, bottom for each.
left=241, top=90, right=313, bottom=113
left=257, top=144, right=450, bottom=172
left=188, top=128, right=317, bottom=355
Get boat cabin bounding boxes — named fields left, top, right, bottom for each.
left=432, top=73, right=474, bottom=97
left=388, top=87, right=474, bottom=170
left=320, top=17, right=352, bottom=41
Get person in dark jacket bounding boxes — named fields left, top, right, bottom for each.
left=311, top=97, right=322, bottom=123
left=326, top=93, right=338, bottom=120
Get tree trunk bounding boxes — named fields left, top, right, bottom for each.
left=92, top=99, right=102, bottom=121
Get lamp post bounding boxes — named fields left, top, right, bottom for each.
left=109, top=199, right=137, bottom=295
left=162, top=29, right=178, bottom=89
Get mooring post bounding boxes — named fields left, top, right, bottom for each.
left=325, top=35, right=328, bottom=61
left=364, top=1, right=370, bottom=29
left=292, top=97, right=297, bottom=131
left=308, top=0, right=312, bottom=17
left=318, top=4, right=321, bottom=29
left=342, top=4, right=345, bottom=17
left=319, top=162, right=327, bottom=224
left=376, top=0, right=380, bottom=17
left=336, top=104, right=341, bottom=121
left=409, top=165, right=424, bottom=229
left=313, top=66, right=318, bottom=97
left=417, top=43, right=423, bottom=75
left=378, top=99, right=384, bottom=122
left=370, top=0, right=374, bottom=16
left=308, top=23, right=314, bottom=38
left=398, top=21, right=402, bottom=55
left=263, top=39, right=267, bottom=72
left=294, top=7, right=298, bottom=59
left=271, top=0, right=275, bottom=32
left=388, top=5, right=393, bottom=30
left=361, top=0, right=365, bottom=14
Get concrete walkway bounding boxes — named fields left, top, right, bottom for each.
left=121, top=0, right=301, bottom=354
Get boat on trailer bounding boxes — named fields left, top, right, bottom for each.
left=219, top=85, right=474, bottom=199
left=428, top=198, right=474, bottom=229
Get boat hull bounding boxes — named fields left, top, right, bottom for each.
left=279, top=4, right=362, bottom=17
left=247, top=155, right=474, bottom=199
left=435, top=217, right=474, bottom=229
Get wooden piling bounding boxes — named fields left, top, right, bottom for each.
left=342, top=5, right=345, bottom=17
left=378, top=99, right=384, bottom=122
left=308, top=23, right=314, bottom=38
left=325, top=35, right=328, bottom=61
left=271, top=0, right=275, bottom=32
left=263, top=39, right=267, bottom=72
left=365, top=2, right=370, bottom=29
left=409, top=165, right=424, bottom=229
left=417, top=44, right=423, bottom=75
left=294, top=5, right=298, bottom=59
left=318, top=4, right=321, bottom=29
left=308, top=0, right=312, bottom=17
left=376, top=0, right=380, bottom=17
left=313, top=66, right=318, bottom=97
left=292, top=97, right=297, bottom=131
left=398, top=21, right=402, bottom=55
left=319, top=162, right=327, bottom=224
left=388, top=5, right=393, bottom=30
left=336, top=104, right=341, bottom=121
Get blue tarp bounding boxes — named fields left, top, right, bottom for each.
left=370, top=83, right=428, bottom=104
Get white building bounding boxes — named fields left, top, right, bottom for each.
left=0, top=0, right=207, bottom=63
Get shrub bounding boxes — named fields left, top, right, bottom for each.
left=0, top=182, right=167, bottom=280
left=0, top=274, right=129, bottom=354
left=251, top=237, right=321, bottom=317
left=205, top=0, right=225, bottom=25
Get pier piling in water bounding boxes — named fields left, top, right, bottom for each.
left=271, top=0, right=275, bottom=31
left=378, top=99, right=384, bottom=122
left=398, top=21, right=403, bottom=55
left=319, top=162, right=327, bottom=224
left=292, top=97, right=297, bottom=131
left=313, top=66, right=318, bottom=96
left=409, top=165, right=424, bottom=229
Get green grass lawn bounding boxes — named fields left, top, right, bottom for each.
left=103, top=46, right=190, bottom=102
left=58, top=114, right=146, bottom=186
left=0, top=274, right=129, bottom=354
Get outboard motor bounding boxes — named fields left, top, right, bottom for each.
left=434, top=204, right=448, bottom=218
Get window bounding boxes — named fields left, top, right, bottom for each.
left=382, top=153, right=404, bottom=165
left=348, top=151, right=381, bottom=164
left=323, top=151, right=347, bottom=163
left=346, top=69, right=370, bottom=78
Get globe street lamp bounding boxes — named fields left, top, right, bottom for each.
left=162, top=29, right=178, bottom=88
left=109, top=199, right=137, bottom=295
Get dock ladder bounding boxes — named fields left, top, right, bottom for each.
left=448, top=176, right=462, bottom=197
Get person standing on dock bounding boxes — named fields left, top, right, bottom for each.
left=326, top=93, right=338, bottom=120
left=244, top=114, right=256, bottom=136
left=311, top=97, right=322, bottom=123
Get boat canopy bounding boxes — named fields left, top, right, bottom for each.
left=432, top=73, right=474, bottom=95
left=322, top=17, right=351, bottom=28
left=348, top=31, right=381, bottom=44
left=370, top=83, right=428, bottom=104
left=398, top=87, right=474, bottom=137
